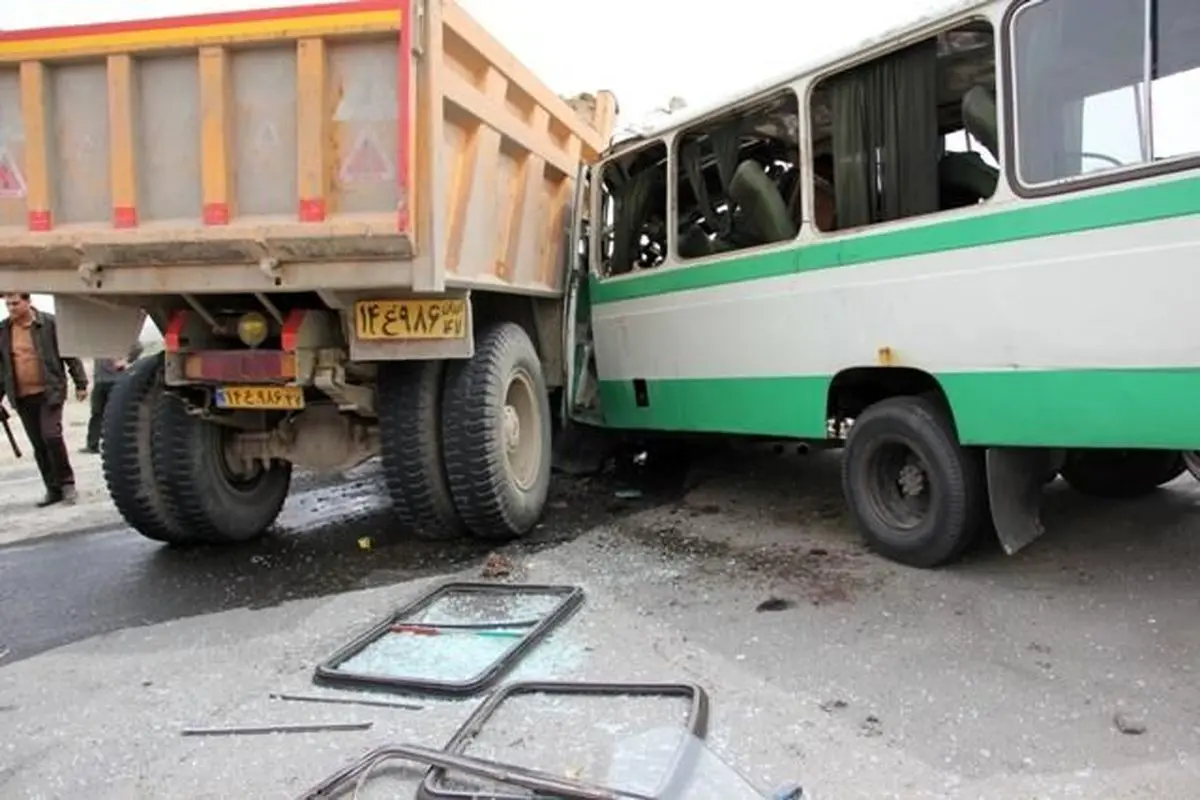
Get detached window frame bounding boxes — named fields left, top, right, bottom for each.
left=1004, top=0, right=1200, bottom=196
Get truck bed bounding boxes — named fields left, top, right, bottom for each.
left=0, top=0, right=615, bottom=297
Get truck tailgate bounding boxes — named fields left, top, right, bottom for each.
left=0, top=2, right=611, bottom=296
left=0, top=1, right=411, bottom=269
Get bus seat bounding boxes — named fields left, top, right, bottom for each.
left=962, top=85, right=998, bottom=161
left=679, top=222, right=717, bottom=259
left=938, top=151, right=999, bottom=209
left=729, top=159, right=797, bottom=246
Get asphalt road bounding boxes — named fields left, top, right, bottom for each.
left=4, top=446, right=1200, bottom=798
left=0, top=457, right=677, bottom=666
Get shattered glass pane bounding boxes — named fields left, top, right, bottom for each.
left=431, top=692, right=695, bottom=797
left=336, top=626, right=528, bottom=683
left=330, top=588, right=573, bottom=685
left=407, top=590, right=567, bottom=628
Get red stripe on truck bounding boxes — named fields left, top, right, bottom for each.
left=113, top=206, right=138, bottom=228
left=0, top=0, right=400, bottom=43
left=203, top=203, right=230, bottom=226
left=27, top=210, right=51, bottom=231
left=164, top=310, right=189, bottom=353
left=299, top=198, right=326, bottom=222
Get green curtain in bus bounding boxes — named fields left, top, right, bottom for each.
left=829, top=38, right=939, bottom=228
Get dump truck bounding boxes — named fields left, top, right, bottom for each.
left=0, top=0, right=617, bottom=544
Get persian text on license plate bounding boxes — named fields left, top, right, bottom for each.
left=213, top=385, right=305, bottom=410
left=353, top=298, right=467, bottom=341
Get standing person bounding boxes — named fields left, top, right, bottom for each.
left=0, top=293, right=89, bottom=507
left=82, top=341, right=144, bottom=455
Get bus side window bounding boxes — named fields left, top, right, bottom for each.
left=597, top=142, right=669, bottom=278
left=672, top=90, right=800, bottom=260
left=1010, top=0, right=1200, bottom=188
left=810, top=20, right=998, bottom=230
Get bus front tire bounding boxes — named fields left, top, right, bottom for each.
left=1059, top=449, right=1185, bottom=499
left=842, top=395, right=986, bottom=569
left=442, top=322, right=552, bottom=540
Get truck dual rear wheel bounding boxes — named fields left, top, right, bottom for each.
left=101, top=353, right=192, bottom=545
left=152, top=392, right=292, bottom=544
left=442, top=322, right=552, bottom=540
left=842, top=395, right=987, bottom=568
left=378, top=360, right=466, bottom=539
left=1059, top=449, right=1186, bottom=499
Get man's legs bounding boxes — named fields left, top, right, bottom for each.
left=14, top=394, right=58, bottom=506
left=83, top=381, right=111, bottom=453
left=37, top=399, right=76, bottom=503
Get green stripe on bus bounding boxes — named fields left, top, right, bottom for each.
left=598, top=367, right=1200, bottom=449
left=590, top=174, right=1200, bottom=305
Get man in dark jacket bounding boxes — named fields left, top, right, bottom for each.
left=81, top=341, right=144, bottom=454
left=0, top=293, right=89, bottom=506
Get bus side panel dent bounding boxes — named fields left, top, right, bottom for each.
left=984, top=446, right=1058, bottom=555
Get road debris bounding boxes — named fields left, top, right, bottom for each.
left=420, top=680, right=708, bottom=800
left=755, top=597, right=793, bottom=612
left=296, top=741, right=657, bottom=800
left=1113, top=712, right=1147, bottom=735
left=181, top=721, right=373, bottom=737
left=481, top=552, right=513, bottom=578
left=314, top=582, right=584, bottom=696
left=269, top=692, right=423, bottom=711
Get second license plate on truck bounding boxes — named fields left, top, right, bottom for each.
left=214, top=385, right=305, bottom=410
left=354, top=299, right=467, bottom=340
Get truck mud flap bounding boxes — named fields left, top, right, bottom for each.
left=418, top=681, right=710, bottom=800
left=985, top=447, right=1059, bottom=556
left=312, top=582, right=583, bottom=697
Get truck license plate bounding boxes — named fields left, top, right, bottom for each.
left=213, top=385, right=305, bottom=410
left=354, top=299, right=467, bottom=341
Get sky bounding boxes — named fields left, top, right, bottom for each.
left=2, top=0, right=1196, bottom=326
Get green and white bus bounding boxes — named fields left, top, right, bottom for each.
left=563, top=0, right=1200, bottom=567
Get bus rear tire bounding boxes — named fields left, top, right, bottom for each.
left=1059, top=449, right=1185, bottom=499
left=842, top=395, right=986, bottom=568
left=101, top=354, right=192, bottom=545
left=152, top=394, right=292, bottom=543
left=442, top=321, right=552, bottom=540
left=377, top=360, right=466, bottom=540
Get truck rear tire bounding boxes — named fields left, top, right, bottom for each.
left=101, top=354, right=192, bottom=545
left=152, top=393, right=292, bottom=543
left=442, top=321, right=552, bottom=540
left=378, top=360, right=466, bottom=539
left=842, top=395, right=986, bottom=568
left=1060, top=449, right=1185, bottom=499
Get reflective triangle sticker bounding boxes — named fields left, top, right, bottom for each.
left=339, top=131, right=394, bottom=184
left=0, top=149, right=26, bottom=199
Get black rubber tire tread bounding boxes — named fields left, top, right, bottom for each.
left=100, top=354, right=192, bottom=545
left=151, top=392, right=292, bottom=544
left=1060, top=449, right=1186, bottom=499
left=842, top=395, right=987, bottom=569
left=442, top=321, right=552, bottom=540
left=377, top=359, right=466, bottom=540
